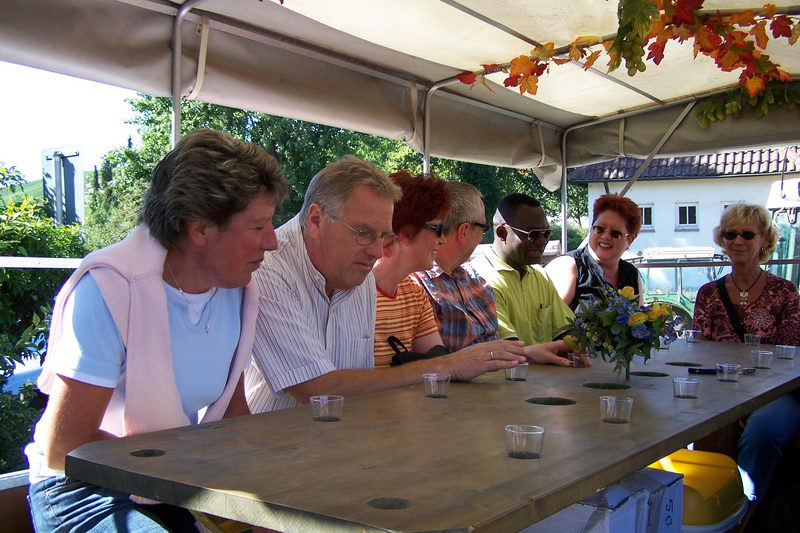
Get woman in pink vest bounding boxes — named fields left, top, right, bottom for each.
left=27, top=129, right=288, bottom=532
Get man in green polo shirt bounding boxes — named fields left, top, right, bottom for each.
left=470, top=193, right=574, bottom=345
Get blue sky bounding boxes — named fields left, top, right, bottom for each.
left=0, top=61, right=141, bottom=181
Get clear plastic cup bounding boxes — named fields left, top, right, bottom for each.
left=777, top=345, right=796, bottom=360
left=744, top=334, right=762, bottom=347
left=423, top=373, right=450, bottom=398
left=505, top=363, right=529, bottom=381
left=599, top=396, right=634, bottom=424
left=673, top=377, right=700, bottom=399
left=716, top=363, right=742, bottom=382
left=751, top=350, right=773, bottom=370
left=504, top=424, right=545, bottom=460
left=310, top=395, right=344, bottom=422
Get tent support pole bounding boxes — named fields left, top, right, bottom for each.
left=559, top=98, right=700, bottom=252
left=171, top=0, right=210, bottom=148
left=618, top=101, right=696, bottom=197
left=422, top=79, right=458, bottom=173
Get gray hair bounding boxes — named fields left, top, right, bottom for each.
left=713, top=203, right=778, bottom=263
left=443, top=181, right=484, bottom=235
left=139, top=129, right=288, bottom=248
left=299, top=155, right=401, bottom=227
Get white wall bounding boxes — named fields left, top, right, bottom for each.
left=586, top=175, right=778, bottom=257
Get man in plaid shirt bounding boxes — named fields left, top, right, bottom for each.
left=412, top=182, right=499, bottom=351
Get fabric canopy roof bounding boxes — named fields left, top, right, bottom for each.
left=2, top=0, right=799, bottom=189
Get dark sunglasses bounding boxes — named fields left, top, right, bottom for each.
left=506, top=224, right=552, bottom=242
left=723, top=230, right=760, bottom=241
left=591, top=225, right=629, bottom=240
left=470, top=221, right=490, bottom=234
left=423, top=223, right=444, bottom=237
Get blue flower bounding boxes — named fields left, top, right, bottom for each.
left=631, top=323, right=652, bottom=339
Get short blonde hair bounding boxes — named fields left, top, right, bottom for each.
left=713, top=203, right=778, bottom=263
left=299, top=156, right=401, bottom=228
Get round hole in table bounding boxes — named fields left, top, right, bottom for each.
left=526, top=397, right=577, bottom=406
left=130, top=449, right=165, bottom=458
left=367, top=497, right=412, bottom=510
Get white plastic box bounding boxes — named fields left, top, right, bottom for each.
left=519, top=468, right=683, bottom=533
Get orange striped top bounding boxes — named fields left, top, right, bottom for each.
left=374, top=276, right=439, bottom=367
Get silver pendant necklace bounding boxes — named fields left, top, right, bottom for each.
left=730, top=269, right=763, bottom=307
left=166, top=261, right=211, bottom=334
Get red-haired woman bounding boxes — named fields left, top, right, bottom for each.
left=372, top=172, right=568, bottom=369
left=545, top=193, right=644, bottom=310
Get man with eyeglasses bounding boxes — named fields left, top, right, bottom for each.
left=470, top=194, right=574, bottom=346
left=412, top=184, right=572, bottom=365
left=244, top=157, right=527, bottom=413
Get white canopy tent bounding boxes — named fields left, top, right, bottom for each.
left=2, top=0, right=799, bottom=232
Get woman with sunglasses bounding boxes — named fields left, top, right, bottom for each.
left=546, top=193, right=644, bottom=310
left=693, top=203, right=799, bottom=509
left=694, top=203, right=799, bottom=345
left=371, top=172, right=545, bottom=370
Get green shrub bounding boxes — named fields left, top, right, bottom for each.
left=0, top=188, right=86, bottom=474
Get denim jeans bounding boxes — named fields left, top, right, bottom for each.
left=738, top=394, right=800, bottom=500
left=28, top=476, right=198, bottom=533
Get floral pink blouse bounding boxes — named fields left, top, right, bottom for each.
left=693, top=273, right=800, bottom=345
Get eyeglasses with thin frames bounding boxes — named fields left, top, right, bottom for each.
left=331, top=216, right=396, bottom=247
left=505, top=223, right=552, bottom=242
left=591, top=224, right=629, bottom=240
left=723, top=230, right=760, bottom=241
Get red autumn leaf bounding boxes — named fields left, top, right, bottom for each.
left=761, top=4, right=777, bottom=18
left=647, top=39, right=667, bottom=64
left=719, top=49, right=742, bottom=70
left=457, top=72, right=477, bottom=85
left=771, top=15, right=793, bottom=38
left=532, top=62, right=548, bottom=77
left=727, top=11, right=756, bottom=27
left=744, top=75, right=766, bottom=97
left=695, top=25, right=722, bottom=52
left=750, top=20, right=769, bottom=48
left=673, top=0, right=703, bottom=26
left=728, top=30, right=750, bottom=46
left=503, top=75, right=521, bottom=87
left=553, top=57, right=573, bottom=65
left=481, top=63, right=499, bottom=73
left=582, top=50, right=602, bottom=70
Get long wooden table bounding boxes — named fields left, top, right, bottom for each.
left=66, top=340, right=800, bottom=532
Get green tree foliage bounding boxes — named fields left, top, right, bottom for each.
left=0, top=164, right=87, bottom=473
left=85, top=95, right=588, bottom=250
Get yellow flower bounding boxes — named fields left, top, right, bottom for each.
left=647, top=303, right=667, bottom=321
left=627, top=312, right=648, bottom=326
left=564, top=335, right=581, bottom=352
left=618, top=286, right=637, bottom=301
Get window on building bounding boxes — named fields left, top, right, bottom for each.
left=640, top=205, right=654, bottom=231
left=676, top=203, right=698, bottom=230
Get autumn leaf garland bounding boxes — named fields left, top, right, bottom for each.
left=457, top=0, right=798, bottom=106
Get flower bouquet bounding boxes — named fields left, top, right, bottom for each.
left=563, top=286, right=683, bottom=381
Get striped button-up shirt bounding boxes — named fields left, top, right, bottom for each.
left=411, top=262, right=499, bottom=352
left=244, top=216, right=376, bottom=413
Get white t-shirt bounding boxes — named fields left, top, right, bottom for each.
left=26, top=272, right=242, bottom=482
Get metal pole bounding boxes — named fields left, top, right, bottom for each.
left=422, top=79, right=458, bottom=173
left=52, top=152, right=63, bottom=226
left=171, top=0, right=210, bottom=148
